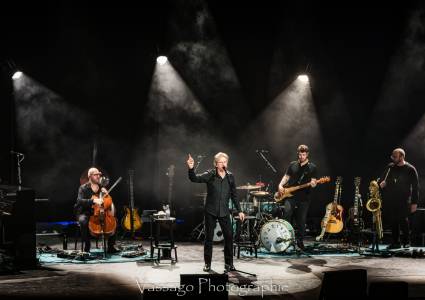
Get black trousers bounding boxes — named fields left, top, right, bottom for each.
left=388, top=214, right=410, bottom=245
left=77, top=214, right=115, bottom=252
left=204, top=212, right=233, bottom=265
left=282, top=198, right=310, bottom=242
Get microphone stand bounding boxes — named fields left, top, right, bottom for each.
left=223, top=167, right=257, bottom=277
left=11, top=151, right=25, bottom=186
left=257, top=151, right=277, bottom=173
left=194, top=156, right=204, bottom=172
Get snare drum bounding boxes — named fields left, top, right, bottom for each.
left=259, top=219, right=295, bottom=252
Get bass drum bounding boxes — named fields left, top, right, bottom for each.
left=212, top=220, right=237, bottom=242
left=213, top=221, right=224, bottom=242
left=260, top=219, right=295, bottom=253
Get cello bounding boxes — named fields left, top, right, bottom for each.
left=88, top=176, right=122, bottom=254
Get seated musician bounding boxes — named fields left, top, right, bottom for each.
left=75, top=167, right=119, bottom=253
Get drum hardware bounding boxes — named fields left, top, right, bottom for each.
left=237, top=183, right=263, bottom=220
left=190, top=220, right=224, bottom=242
left=190, top=221, right=205, bottom=241
left=256, top=149, right=277, bottom=173
left=234, top=215, right=257, bottom=242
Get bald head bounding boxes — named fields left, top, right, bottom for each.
left=391, top=148, right=406, bottom=166
left=392, top=148, right=405, bottom=158
left=88, top=167, right=102, bottom=184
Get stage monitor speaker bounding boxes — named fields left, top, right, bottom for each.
left=368, top=281, right=408, bottom=299
left=319, top=269, right=367, bottom=300
left=1, top=187, right=36, bottom=269
left=180, top=273, right=228, bottom=299
left=411, top=208, right=425, bottom=246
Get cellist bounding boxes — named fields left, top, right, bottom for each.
left=75, top=167, right=120, bottom=253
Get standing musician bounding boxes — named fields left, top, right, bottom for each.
left=74, top=167, right=120, bottom=254
left=277, top=145, right=317, bottom=250
left=187, top=152, right=245, bottom=272
left=378, top=148, right=419, bottom=249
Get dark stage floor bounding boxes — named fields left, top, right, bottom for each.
left=1, top=237, right=425, bottom=300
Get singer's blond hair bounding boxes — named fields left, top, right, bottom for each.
left=213, top=152, right=229, bottom=166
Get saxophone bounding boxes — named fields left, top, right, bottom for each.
left=366, top=180, right=383, bottom=240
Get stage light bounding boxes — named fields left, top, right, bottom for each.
left=12, top=71, right=23, bottom=80
left=297, top=74, right=309, bottom=83
left=156, top=56, right=168, bottom=65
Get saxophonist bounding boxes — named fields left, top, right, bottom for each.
left=378, top=148, right=419, bottom=249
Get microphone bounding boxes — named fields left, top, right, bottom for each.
left=197, top=155, right=205, bottom=159
left=10, top=150, right=24, bottom=156
left=223, top=166, right=229, bottom=175
left=256, top=149, right=269, bottom=153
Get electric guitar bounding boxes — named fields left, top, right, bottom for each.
left=122, top=169, right=142, bottom=235
left=347, top=177, right=364, bottom=231
left=274, top=176, right=330, bottom=202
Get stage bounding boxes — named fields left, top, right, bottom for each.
left=1, top=238, right=425, bottom=299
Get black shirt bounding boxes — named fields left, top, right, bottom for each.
left=74, top=183, right=97, bottom=215
left=188, top=168, right=241, bottom=217
left=284, top=160, right=318, bottom=197
left=380, top=162, right=419, bottom=208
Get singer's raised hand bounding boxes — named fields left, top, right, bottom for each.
left=187, top=154, right=195, bottom=169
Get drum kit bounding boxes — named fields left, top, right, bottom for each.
left=192, top=182, right=296, bottom=253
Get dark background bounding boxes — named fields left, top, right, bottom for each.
left=1, top=1, right=425, bottom=238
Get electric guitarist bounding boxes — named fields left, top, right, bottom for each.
left=277, top=144, right=317, bottom=250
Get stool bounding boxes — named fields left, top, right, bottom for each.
left=151, top=215, right=178, bottom=264
left=74, top=223, right=99, bottom=251
left=233, top=215, right=257, bottom=258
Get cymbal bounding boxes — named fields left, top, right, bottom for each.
left=236, top=184, right=262, bottom=190
left=250, top=191, right=270, bottom=197
left=194, top=192, right=207, bottom=197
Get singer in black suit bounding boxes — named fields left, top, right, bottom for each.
left=187, top=152, right=245, bottom=273
left=379, top=148, right=419, bottom=249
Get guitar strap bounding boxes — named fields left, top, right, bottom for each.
left=297, top=162, right=310, bottom=185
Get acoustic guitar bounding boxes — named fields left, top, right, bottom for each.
left=316, top=176, right=344, bottom=241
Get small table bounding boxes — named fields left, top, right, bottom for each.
left=150, top=215, right=178, bottom=264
